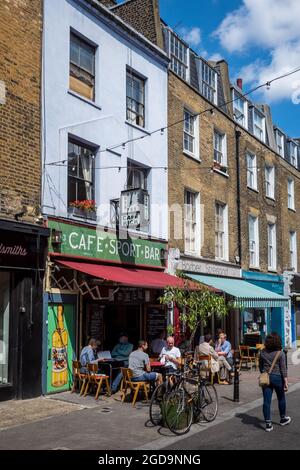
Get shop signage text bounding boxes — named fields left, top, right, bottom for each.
left=178, top=256, right=241, bottom=279
left=49, top=220, right=166, bottom=268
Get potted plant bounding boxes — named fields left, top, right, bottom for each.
left=68, top=200, right=97, bottom=220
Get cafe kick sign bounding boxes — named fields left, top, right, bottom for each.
left=48, top=220, right=166, bottom=268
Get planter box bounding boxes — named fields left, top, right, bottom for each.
left=68, top=207, right=97, bottom=221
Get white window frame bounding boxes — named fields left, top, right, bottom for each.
left=265, top=165, right=275, bottom=199
left=169, top=30, right=189, bottom=80
left=247, top=152, right=258, bottom=191
left=183, top=110, right=199, bottom=159
left=233, top=89, right=248, bottom=128
left=249, top=215, right=259, bottom=268
left=253, top=108, right=266, bottom=142
left=200, top=60, right=217, bottom=104
left=184, top=190, right=200, bottom=255
left=289, top=141, right=298, bottom=167
left=275, top=130, right=285, bottom=157
left=214, top=130, right=227, bottom=171
left=215, top=203, right=229, bottom=261
left=288, top=178, right=295, bottom=211
left=268, top=223, right=277, bottom=271
left=290, top=231, right=297, bottom=272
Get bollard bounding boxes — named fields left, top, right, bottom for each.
left=233, top=358, right=240, bottom=403
left=284, top=348, right=288, bottom=371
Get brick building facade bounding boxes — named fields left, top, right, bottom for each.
left=111, top=0, right=298, bottom=347
left=0, top=0, right=49, bottom=401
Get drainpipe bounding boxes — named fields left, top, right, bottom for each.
left=235, top=129, right=242, bottom=266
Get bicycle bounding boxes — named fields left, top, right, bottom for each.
left=164, top=365, right=218, bottom=435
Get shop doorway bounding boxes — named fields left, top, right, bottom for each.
left=104, top=304, right=142, bottom=351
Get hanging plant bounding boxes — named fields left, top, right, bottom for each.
left=159, top=273, right=231, bottom=344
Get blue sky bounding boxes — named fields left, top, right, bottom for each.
left=158, top=0, right=300, bottom=138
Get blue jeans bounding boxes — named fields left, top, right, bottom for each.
left=131, top=372, right=157, bottom=382
left=262, top=374, right=286, bottom=422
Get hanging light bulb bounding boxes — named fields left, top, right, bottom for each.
left=210, top=108, right=215, bottom=116
left=266, top=82, right=271, bottom=90
left=160, top=128, right=165, bottom=135
left=122, top=143, right=126, bottom=150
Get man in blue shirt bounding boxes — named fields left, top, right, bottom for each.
left=80, top=338, right=104, bottom=372
left=215, top=333, right=233, bottom=384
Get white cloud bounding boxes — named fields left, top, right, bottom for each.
left=213, top=0, right=300, bottom=102
left=179, top=27, right=202, bottom=48
left=208, top=53, right=223, bottom=62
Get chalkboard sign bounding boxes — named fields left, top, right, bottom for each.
left=86, top=304, right=105, bottom=345
left=146, top=305, right=166, bottom=344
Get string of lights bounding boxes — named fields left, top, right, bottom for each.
left=45, top=64, right=300, bottom=168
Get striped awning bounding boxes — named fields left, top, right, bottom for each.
left=186, top=274, right=289, bottom=308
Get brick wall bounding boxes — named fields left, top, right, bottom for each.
left=0, top=0, right=42, bottom=222
left=97, top=0, right=117, bottom=7
left=112, top=0, right=164, bottom=49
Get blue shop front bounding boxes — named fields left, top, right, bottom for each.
left=242, top=271, right=286, bottom=345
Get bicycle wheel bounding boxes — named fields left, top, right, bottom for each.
left=164, top=388, right=193, bottom=435
left=200, top=382, right=218, bottom=422
left=149, top=383, right=166, bottom=426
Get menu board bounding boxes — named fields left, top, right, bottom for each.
left=146, top=306, right=166, bottom=343
left=86, top=304, right=105, bottom=344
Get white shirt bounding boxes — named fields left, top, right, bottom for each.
left=159, top=346, right=181, bottom=370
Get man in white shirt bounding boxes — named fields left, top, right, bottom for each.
left=159, top=336, right=181, bottom=371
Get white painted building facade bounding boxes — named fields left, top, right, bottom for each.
left=42, top=0, right=169, bottom=241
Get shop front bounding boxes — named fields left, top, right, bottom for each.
left=0, top=219, right=49, bottom=401
left=43, top=218, right=186, bottom=394
left=185, top=271, right=289, bottom=349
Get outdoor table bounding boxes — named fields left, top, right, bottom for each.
left=98, top=360, right=123, bottom=388
left=150, top=361, right=162, bottom=368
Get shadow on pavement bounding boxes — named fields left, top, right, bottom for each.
left=235, top=413, right=265, bottom=430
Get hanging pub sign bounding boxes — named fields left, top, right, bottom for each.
left=120, top=189, right=150, bottom=232
left=0, top=227, right=46, bottom=270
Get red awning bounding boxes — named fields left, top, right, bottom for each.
left=57, top=260, right=203, bottom=289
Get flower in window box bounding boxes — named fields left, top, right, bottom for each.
left=69, top=200, right=97, bottom=212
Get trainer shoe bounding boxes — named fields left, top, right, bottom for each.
left=265, top=422, right=274, bottom=432
left=280, top=416, right=291, bottom=426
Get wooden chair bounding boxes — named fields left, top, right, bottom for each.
left=197, top=355, right=221, bottom=385
left=71, top=360, right=88, bottom=395
left=120, top=368, right=150, bottom=406
left=239, top=346, right=256, bottom=371
left=83, top=363, right=111, bottom=400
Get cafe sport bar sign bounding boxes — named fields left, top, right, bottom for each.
left=49, top=220, right=166, bottom=268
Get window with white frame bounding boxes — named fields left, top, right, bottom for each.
left=215, top=203, right=228, bottom=261
left=275, top=130, right=285, bottom=157
left=70, top=32, right=96, bottom=101
left=249, top=215, right=259, bottom=268
left=214, top=130, right=227, bottom=171
left=183, top=110, right=199, bottom=158
left=200, top=60, right=217, bottom=104
left=170, top=31, right=188, bottom=80
left=233, top=90, right=248, bottom=128
left=265, top=166, right=275, bottom=199
left=247, top=152, right=258, bottom=190
left=184, top=190, right=200, bottom=254
left=126, top=69, right=146, bottom=128
left=290, top=231, right=297, bottom=272
left=289, top=142, right=298, bottom=167
left=253, top=108, right=265, bottom=142
left=268, top=223, right=277, bottom=271
left=288, top=178, right=295, bottom=210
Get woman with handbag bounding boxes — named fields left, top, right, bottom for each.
left=259, top=333, right=291, bottom=432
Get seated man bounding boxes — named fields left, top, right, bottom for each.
left=159, top=336, right=181, bottom=373
left=178, top=332, right=192, bottom=355
left=110, top=333, right=133, bottom=394
left=80, top=338, right=104, bottom=373
left=129, top=340, right=162, bottom=385
left=195, top=334, right=232, bottom=384
left=215, top=333, right=234, bottom=384
left=111, top=333, right=133, bottom=367
left=151, top=331, right=167, bottom=357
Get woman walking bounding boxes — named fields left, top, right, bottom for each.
left=259, top=333, right=291, bottom=432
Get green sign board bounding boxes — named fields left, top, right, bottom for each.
left=48, top=220, right=166, bottom=268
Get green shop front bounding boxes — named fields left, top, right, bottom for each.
left=43, top=218, right=184, bottom=394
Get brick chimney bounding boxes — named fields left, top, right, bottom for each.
left=236, top=78, right=243, bottom=90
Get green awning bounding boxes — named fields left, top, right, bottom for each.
left=186, top=274, right=289, bottom=308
